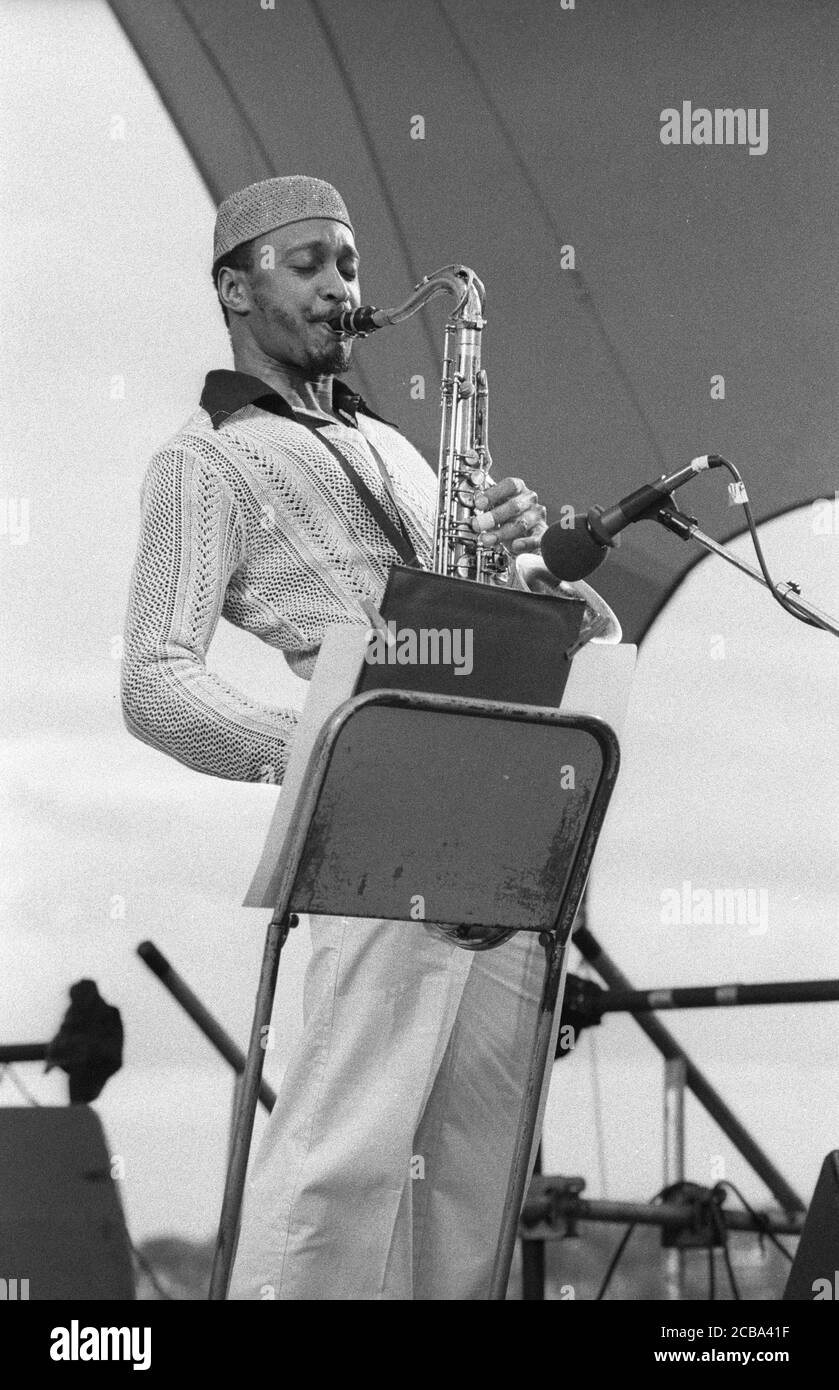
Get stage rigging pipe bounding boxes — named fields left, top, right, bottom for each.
left=521, top=1190, right=806, bottom=1236
left=663, top=1057, right=687, bottom=1300
left=137, top=941, right=277, bottom=1114
left=599, top=978, right=839, bottom=1013
left=0, top=1044, right=48, bottom=1063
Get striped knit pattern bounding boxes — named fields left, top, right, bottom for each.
left=121, top=403, right=436, bottom=785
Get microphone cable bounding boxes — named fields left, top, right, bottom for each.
left=692, top=455, right=825, bottom=631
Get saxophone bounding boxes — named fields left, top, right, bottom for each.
left=331, top=265, right=620, bottom=627
left=330, top=267, right=619, bottom=948
left=334, top=265, right=499, bottom=582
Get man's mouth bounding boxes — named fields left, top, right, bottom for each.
left=311, top=317, right=350, bottom=338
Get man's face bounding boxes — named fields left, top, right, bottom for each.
left=240, top=219, right=361, bottom=376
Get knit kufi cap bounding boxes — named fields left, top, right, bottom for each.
left=213, top=175, right=354, bottom=268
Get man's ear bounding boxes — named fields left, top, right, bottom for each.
left=217, top=266, right=252, bottom=319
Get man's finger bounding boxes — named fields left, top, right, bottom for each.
left=480, top=476, right=526, bottom=507
left=471, top=492, right=541, bottom=532
left=511, top=527, right=548, bottom=555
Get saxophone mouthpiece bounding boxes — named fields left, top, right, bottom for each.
left=329, top=305, right=385, bottom=337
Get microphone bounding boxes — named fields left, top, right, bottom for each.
left=540, top=456, right=721, bottom=581
left=540, top=512, right=613, bottom=581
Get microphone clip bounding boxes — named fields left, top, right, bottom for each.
left=585, top=504, right=624, bottom=549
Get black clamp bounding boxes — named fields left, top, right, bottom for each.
left=660, top=1180, right=729, bottom=1250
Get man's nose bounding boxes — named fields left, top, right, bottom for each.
left=317, top=263, right=353, bottom=302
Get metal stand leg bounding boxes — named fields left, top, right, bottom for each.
left=208, top=910, right=294, bottom=1301
left=489, top=932, right=568, bottom=1300
left=521, top=1145, right=546, bottom=1300
left=521, top=1239, right=546, bottom=1301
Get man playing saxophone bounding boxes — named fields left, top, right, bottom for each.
left=121, top=175, right=551, bottom=1299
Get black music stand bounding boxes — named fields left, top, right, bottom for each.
left=209, top=688, right=620, bottom=1301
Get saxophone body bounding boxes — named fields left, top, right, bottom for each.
left=426, top=267, right=509, bottom=585
left=334, top=264, right=505, bottom=584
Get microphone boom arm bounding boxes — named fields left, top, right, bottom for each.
left=653, top=503, right=839, bottom=639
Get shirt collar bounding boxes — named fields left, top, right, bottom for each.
left=199, top=369, right=397, bottom=431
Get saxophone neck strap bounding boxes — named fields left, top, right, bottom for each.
left=293, top=413, right=421, bottom=569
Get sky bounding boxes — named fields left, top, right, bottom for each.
left=1, top=0, right=837, bottom=1250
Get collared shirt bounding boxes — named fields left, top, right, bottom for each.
left=199, top=368, right=396, bottom=433
left=120, top=370, right=436, bottom=785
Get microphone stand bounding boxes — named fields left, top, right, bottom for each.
left=647, top=502, right=839, bottom=639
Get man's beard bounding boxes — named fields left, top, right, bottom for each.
left=308, top=335, right=353, bottom=376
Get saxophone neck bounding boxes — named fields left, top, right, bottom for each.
left=390, top=265, right=485, bottom=327
left=332, top=265, right=485, bottom=337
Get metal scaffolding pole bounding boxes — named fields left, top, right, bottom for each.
left=137, top=942, right=277, bottom=1114
left=573, top=923, right=806, bottom=1213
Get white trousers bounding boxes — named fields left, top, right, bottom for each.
left=229, top=915, right=556, bottom=1301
